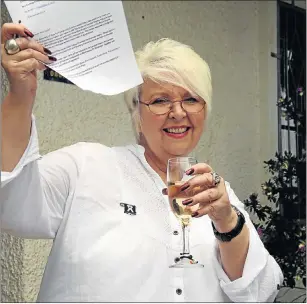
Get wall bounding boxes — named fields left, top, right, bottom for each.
left=1, top=2, right=24, bottom=302
left=1, top=1, right=278, bottom=301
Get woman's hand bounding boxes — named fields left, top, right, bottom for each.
left=1, top=22, right=56, bottom=100
left=163, top=163, right=238, bottom=233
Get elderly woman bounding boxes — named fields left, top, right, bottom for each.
left=1, top=22, right=283, bottom=302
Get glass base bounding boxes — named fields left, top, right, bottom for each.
left=169, top=255, right=204, bottom=268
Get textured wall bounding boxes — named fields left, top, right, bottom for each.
left=1, top=2, right=24, bottom=302
left=1, top=1, right=279, bottom=302
left=0, top=234, right=24, bottom=303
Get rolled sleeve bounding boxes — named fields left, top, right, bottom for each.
left=1, top=114, right=41, bottom=186
left=1, top=115, right=84, bottom=238
left=212, top=182, right=283, bottom=302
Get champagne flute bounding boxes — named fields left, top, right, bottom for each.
left=167, top=157, right=204, bottom=268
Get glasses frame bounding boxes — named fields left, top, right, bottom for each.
left=138, top=98, right=206, bottom=115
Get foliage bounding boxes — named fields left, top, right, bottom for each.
left=244, top=88, right=306, bottom=290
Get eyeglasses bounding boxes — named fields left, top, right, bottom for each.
left=138, top=97, right=206, bottom=115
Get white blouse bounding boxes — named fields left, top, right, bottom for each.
left=1, top=116, right=283, bottom=302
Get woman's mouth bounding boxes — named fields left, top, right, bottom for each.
left=163, top=127, right=191, bottom=139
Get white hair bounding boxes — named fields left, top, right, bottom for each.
left=124, top=38, right=212, bottom=139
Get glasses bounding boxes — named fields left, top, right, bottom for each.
left=139, top=97, right=206, bottom=115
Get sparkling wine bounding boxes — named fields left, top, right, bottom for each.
left=168, top=181, right=193, bottom=226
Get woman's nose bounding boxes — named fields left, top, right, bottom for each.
left=169, top=101, right=187, bottom=119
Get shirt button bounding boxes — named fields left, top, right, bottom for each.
left=176, top=288, right=182, bottom=295
left=173, top=230, right=179, bottom=235
left=174, top=257, right=180, bottom=263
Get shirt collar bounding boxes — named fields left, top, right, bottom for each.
left=125, top=144, right=166, bottom=188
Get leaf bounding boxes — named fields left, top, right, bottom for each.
left=244, top=98, right=306, bottom=289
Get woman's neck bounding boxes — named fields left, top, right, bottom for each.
left=144, top=149, right=167, bottom=184
left=139, top=138, right=168, bottom=184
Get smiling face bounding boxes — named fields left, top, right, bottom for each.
left=139, top=79, right=206, bottom=163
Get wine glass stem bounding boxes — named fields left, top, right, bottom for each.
left=182, top=224, right=190, bottom=255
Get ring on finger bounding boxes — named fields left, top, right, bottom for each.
left=4, top=38, right=21, bottom=55
left=210, top=171, right=221, bottom=187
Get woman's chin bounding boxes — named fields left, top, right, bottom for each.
left=165, top=144, right=192, bottom=157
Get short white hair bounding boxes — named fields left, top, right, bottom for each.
left=124, top=38, right=212, bottom=138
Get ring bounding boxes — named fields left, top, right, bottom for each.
left=210, top=171, right=221, bottom=187
left=4, top=38, right=21, bottom=55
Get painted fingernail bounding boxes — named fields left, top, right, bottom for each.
left=185, top=168, right=194, bottom=176
left=43, top=47, right=52, bottom=55
left=192, top=212, right=199, bottom=217
left=162, top=188, right=168, bottom=195
left=182, top=198, right=193, bottom=206
left=48, top=56, right=57, bottom=61
left=180, top=184, right=189, bottom=192
left=24, top=29, right=34, bottom=38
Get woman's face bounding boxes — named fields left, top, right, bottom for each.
left=139, top=79, right=206, bottom=161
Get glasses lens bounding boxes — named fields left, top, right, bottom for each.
left=149, top=100, right=205, bottom=114
left=182, top=101, right=205, bottom=113
left=149, top=103, right=172, bottom=115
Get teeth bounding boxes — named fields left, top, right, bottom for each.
left=166, top=127, right=188, bottom=134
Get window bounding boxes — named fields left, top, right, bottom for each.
left=277, top=0, right=306, bottom=219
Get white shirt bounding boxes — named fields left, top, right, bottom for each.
left=1, top=116, right=283, bottom=302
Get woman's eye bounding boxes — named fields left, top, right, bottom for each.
left=184, top=97, right=198, bottom=103
left=151, top=98, right=169, bottom=105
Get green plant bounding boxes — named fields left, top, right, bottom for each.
left=244, top=88, right=306, bottom=291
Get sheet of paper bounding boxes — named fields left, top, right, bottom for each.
left=4, top=1, right=143, bottom=95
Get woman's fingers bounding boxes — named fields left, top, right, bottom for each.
left=185, top=163, right=213, bottom=176
left=14, top=48, right=55, bottom=65
left=9, top=37, right=51, bottom=57
left=1, top=23, right=34, bottom=43
left=182, top=173, right=215, bottom=194
left=182, top=186, right=221, bottom=207
left=163, top=172, right=222, bottom=200
left=179, top=173, right=222, bottom=199
left=15, top=58, right=47, bottom=73
left=2, top=36, right=56, bottom=72
left=2, top=23, right=53, bottom=60
left=192, top=201, right=221, bottom=219
left=2, top=49, right=53, bottom=74
left=20, top=58, right=47, bottom=72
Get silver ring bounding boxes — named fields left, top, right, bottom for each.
left=4, top=38, right=21, bottom=55
left=210, top=171, right=221, bottom=187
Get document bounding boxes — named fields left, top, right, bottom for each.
left=4, top=1, right=143, bottom=95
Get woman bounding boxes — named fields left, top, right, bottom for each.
left=1, top=23, right=283, bottom=302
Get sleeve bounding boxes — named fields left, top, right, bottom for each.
left=212, top=181, right=284, bottom=302
left=0, top=115, right=85, bottom=239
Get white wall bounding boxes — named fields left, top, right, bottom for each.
left=1, top=1, right=279, bottom=301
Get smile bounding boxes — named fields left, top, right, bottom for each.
left=164, top=127, right=190, bottom=134
left=163, top=127, right=191, bottom=138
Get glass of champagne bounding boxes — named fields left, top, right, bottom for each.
left=167, top=157, right=204, bottom=268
